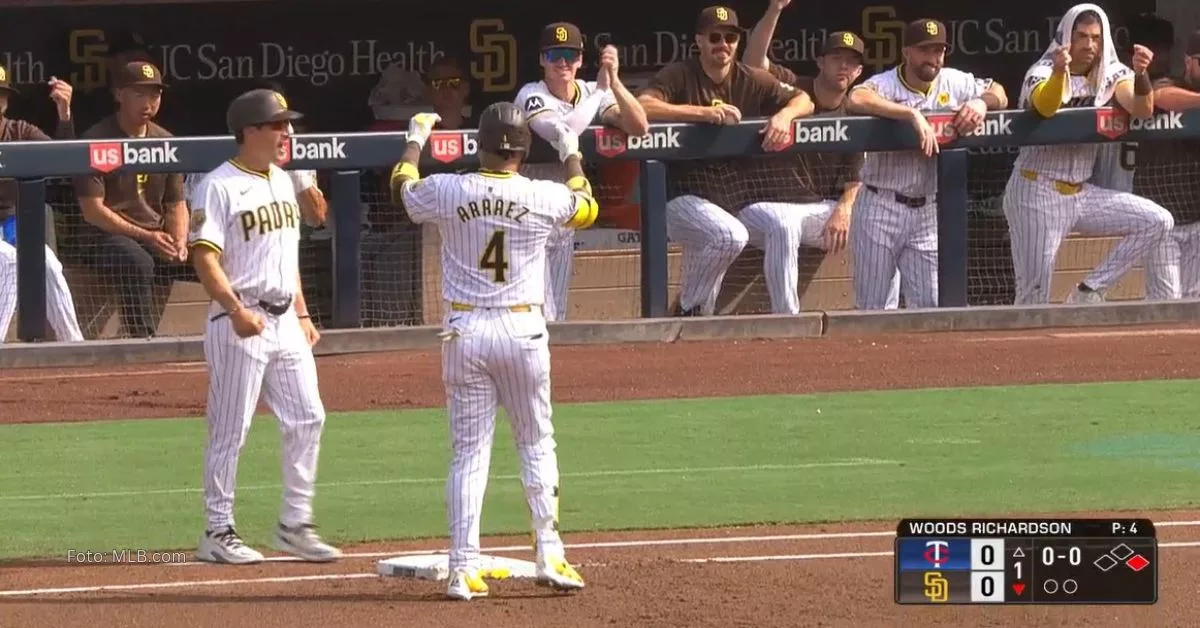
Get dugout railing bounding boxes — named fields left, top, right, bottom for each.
left=4, top=106, right=1197, bottom=342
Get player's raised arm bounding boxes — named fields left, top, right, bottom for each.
left=1025, top=47, right=1072, bottom=117
left=547, top=124, right=599, bottom=229
left=389, top=112, right=442, bottom=224
left=744, top=0, right=791, bottom=71
left=1113, top=45, right=1156, bottom=119
left=847, top=79, right=939, bottom=156
left=596, top=45, right=650, bottom=136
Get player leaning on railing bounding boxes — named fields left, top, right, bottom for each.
left=1002, top=3, right=1172, bottom=306
left=389, top=105, right=595, bottom=600
left=846, top=19, right=1007, bottom=310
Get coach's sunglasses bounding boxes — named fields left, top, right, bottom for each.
left=544, top=48, right=581, bottom=63
left=429, top=77, right=463, bottom=90
left=707, top=31, right=740, bottom=45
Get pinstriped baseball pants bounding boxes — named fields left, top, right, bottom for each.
left=666, top=195, right=749, bottom=315
left=1145, top=222, right=1200, bottom=300
left=0, top=240, right=85, bottom=342
left=440, top=307, right=562, bottom=571
left=543, top=226, right=574, bottom=322
left=850, top=187, right=939, bottom=310
left=1003, top=177, right=1173, bottom=304
left=202, top=308, right=327, bottom=531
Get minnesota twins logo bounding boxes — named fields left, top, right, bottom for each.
left=924, top=540, right=950, bottom=567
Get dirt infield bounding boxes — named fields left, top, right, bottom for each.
left=2, top=323, right=1199, bottom=626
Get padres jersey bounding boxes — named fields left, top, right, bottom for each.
left=188, top=160, right=302, bottom=304
left=1090, top=141, right=1136, bottom=192
left=854, top=66, right=992, bottom=197
left=402, top=171, right=593, bottom=306
left=516, top=80, right=616, bottom=182
left=1014, top=74, right=1114, bottom=183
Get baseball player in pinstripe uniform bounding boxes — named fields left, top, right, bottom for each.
left=390, top=102, right=594, bottom=600
left=847, top=19, right=1007, bottom=310
left=516, top=22, right=647, bottom=321
left=637, top=6, right=813, bottom=316
left=1002, top=4, right=1171, bottom=305
left=188, top=89, right=340, bottom=565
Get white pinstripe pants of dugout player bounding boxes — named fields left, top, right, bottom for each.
left=850, top=187, right=939, bottom=310
left=1002, top=174, right=1173, bottom=304
left=1145, top=222, right=1200, bottom=301
left=202, top=305, right=327, bottom=531
left=440, top=305, right=563, bottom=571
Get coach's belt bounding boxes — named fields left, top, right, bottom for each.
left=865, top=185, right=927, bottom=208
left=1020, top=170, right=1082, bottom=196
left=450, top=302, right=534, bottom=313
left=210, top=296, right=292, bottom=321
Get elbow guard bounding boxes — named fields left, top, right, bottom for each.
left=564, top=191, right=599, bottom=230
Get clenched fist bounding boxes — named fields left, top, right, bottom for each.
left=1131, top=44, right=1153, bottom=75
left=1051, top=45, right=1071, bottom=73
left=48, top=76, right=72, bottom=120
left=597, top=45, right=619, bottom=91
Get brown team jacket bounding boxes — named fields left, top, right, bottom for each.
left=72, top=115, right=185, bottom=231
left=0, top=117, right=75, bottom=220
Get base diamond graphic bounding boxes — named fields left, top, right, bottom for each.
left=1126, top=554, right=1150, bottom=572
left=1110, top=544, right=1135, bottom=560
left=1093, top=554, right=1118, bottom=572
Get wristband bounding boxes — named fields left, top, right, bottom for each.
left=1134, top=72, right=1152, bottom=96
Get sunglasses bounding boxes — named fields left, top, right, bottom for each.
left=429, top=77, right=463, bottom=89
left=707, top=31, right=740, bottom=45
left=543, top=48, right=581, bottom=63
left=256, top=120, right=290, bottom=131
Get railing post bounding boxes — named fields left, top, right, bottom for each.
left=936, top=149, right=969, bottom=308
left=15, top=179, right=48, bottom=342
left=329, top=170, right=362, bottom=328
left=638, top=159, right=669, bottom=318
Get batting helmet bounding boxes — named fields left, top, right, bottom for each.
left=226, top=88, right=303, bottom=134
left=477, top=102, right=531, bottom=154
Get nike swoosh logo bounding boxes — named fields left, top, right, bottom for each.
left=240, top=187, right=252, bottom=196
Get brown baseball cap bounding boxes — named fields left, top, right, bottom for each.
left=696, top=6, right=739, bottom=33
left=114, top=61, right=166, bottom=89
left=540, top=22, right=584, bottom=50
left=0, top=64, right=17, bottom=94
left=1188, top=29, right=1200, bottom=56
left=823, top=31, right=865, bottom=56
left=903, top=19, right=949, bottom=48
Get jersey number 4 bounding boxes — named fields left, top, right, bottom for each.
left=480, top=230, right=509, bottom=283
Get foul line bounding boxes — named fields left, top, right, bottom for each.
left=0, top=459, right=899, bottom=502
left=7, top=540, right=1199, bottom=598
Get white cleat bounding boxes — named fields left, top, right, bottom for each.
left=196, top=527, right=265, bottom=565
left=446, top=567, right=489, bottom=601
left=1065, top=285, right=1104, bottom=304
left=536, top=555, right=586, bottom=591
left=273, top=523, right=342, bottom=562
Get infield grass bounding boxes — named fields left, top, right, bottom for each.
left=2, top=380, right=1200, bottom=558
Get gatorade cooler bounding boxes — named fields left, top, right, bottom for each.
left=595, top=161, right=641, bottom=230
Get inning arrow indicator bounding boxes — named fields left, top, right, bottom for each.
left=1012, top=547, right=1025, bottom=558
left=1012, top=582, right=1026, bottom=595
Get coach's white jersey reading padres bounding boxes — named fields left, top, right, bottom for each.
left=402, top=171, right=592, bottom=305
left=854, top=67, right=992, bottom=197
left=1014, top=75, right=1113, bottom=183
left=188, top=160, right=302, bottom=303
left=517, top=80, right=615, bottom=181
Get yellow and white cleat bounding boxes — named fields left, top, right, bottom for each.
left=535, top=556, right=585, bottom=591
left=446, top=567, right=489, bottom=601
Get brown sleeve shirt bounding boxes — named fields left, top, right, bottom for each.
left=73, top=115, right=185, bottom=231
left=790, top=75, right=863, bottom=199
left=0, top=117, right=75, bottom=220
left=1132, top=76, right=1200, bottom=224
left=642, top=59, right=798, bottom=116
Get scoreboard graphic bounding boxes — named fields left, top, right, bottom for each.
left=894, top=518, right=1157, bottom=605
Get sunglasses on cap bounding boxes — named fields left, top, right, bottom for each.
left=707, top=31, right=740, bottom=45
left=429, top=77, right=463, bottom=89
left=543, top=48, right=581, bottom=63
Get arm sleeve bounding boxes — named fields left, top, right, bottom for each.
left=1029, top=71, right=1067, bottom=117
left=748, top=68, right=798, bottom=113
left=400, top=175, right=442, bottom=224
left=73, top=174, right=106, bottom=199
left=13, top=120, right=51, bottom=141
left=527, top=84, right=611, bottom=139
left=598, top=88, right=619, bottom=121
left=767, top=63, right=798, bottom=86
left=186, top=178, right=228, bottom=252
left=164, top=173, right=185, bottom=204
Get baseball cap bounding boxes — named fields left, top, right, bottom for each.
left=540, top=22, right=584, bottom=50
left=0, top=64, right=17, bottom=94
left=114, top=61, right=166, bottom=88
left=823, top=31, right=865, bottom=56
left=226, top=88, right=303, bottom=133
left=696, top=6, right=739, bottom=33
left=903, top=19, right=949, bottom=48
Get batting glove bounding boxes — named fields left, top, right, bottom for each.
left=551, top=123, right=581, bottom=163
left=406, top=113, right=441, bottom=150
